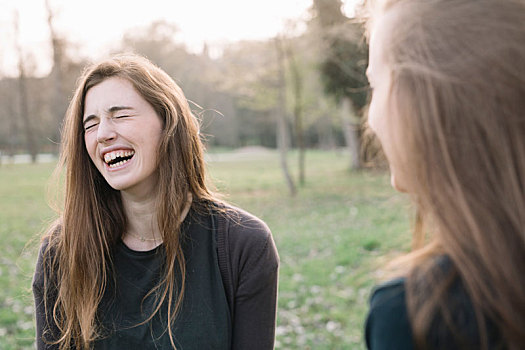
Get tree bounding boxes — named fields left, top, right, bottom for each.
left=284, top=38, right=306, bottom=186
left=282, top=25, right=344, bottom=151
left=14, top=11, right=38, bottom=163
left=45, top=0, right=68, bottom=152
left=312, top=0, right=369, bottom=170
left=0, top=78, right=20, bottom=163
left=216, top=40, right=280, bottom=147
left=275, top=37, right=297, bottom=196
left=119, top=21, right=241, bottom=147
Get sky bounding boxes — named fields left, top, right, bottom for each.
left=0, top=0, right=359, bottom=77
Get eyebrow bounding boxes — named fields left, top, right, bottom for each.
left=83, top=106, right=134, bottom=127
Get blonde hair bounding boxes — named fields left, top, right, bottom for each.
left=367, top=0, right=525, bottom=348
left=42, top=54, right=215, bottom=349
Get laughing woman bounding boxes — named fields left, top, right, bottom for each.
left=364, top=0, right=525, bottom=349
left=33, top=54, right=279, bottom=350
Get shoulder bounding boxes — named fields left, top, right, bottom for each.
left=369, top=277, right=407, bottom=310
left=221, top=204, right=272, bottom=242
left=32, top=237, right=54, bottom=293
left=32, top=224, right=62, bottom=292
left=215, top=203, right=279, bottom=272
left=365, top=277, right=414, bottom=350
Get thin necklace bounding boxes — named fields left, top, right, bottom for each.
left=126, top=232, right=161, bottom=242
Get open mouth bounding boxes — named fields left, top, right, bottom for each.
left=104, top=150, right=135, bottom=168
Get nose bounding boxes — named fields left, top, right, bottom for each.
left=96, top=118, right=117, bottom=143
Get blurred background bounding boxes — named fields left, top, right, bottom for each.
left=0, top=0, right=372, bottom=172
left=0, top=1, right=413, bottom=349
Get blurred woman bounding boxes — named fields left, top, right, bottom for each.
left=33, top=54, right=279, bottom=350
left=364, top=0, right=525, bottom=348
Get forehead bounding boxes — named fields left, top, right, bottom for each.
left=368, top=11, right=398, bottom=77
left=84, top=77, right=143, bottom=112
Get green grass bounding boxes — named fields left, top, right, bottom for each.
left=0, top=162, right=56, bottom=350
left=0, top=150, right=412, bottom=349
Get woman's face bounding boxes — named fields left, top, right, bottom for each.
left=83, top=77, right=164, bottom=198
left=367, top=16, right=407, bottom=192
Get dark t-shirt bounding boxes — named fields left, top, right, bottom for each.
left=93, top=210, right=230, bottom=349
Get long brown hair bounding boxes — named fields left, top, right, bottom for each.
left=366, top=0, right=525, bottom=348
left=42, top=54, right=216, bottom=349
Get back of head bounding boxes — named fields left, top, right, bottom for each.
left=367, top=0, right=525, bottom=348
left=373, top=0, right=525, bottom=201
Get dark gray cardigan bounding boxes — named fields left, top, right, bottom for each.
left=33, top=203, right=280, bottom=350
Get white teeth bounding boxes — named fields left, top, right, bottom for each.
left=103, top=150, right=135, bottom=165
left=109, top=158, right=131, bottom=168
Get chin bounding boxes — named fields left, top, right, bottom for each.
left=105, top=181, right=126, bottom=191
left=390, top=173, right=408, bottom=193
left=101, top=174, right=133, bottom=191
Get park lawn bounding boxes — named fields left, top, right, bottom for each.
left=0, top=161, right=55, bottom=350
left=0, top=149, right=412, bottom=350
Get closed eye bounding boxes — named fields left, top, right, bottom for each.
left=84, top=122, right=98, bottom=131
left=114, top=115, right=132, bottom=120
left=83, top=114, right=98, bottom=131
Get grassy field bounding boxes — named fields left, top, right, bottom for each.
left=0, top=149, right=412, bottom=349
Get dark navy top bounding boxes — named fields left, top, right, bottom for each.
left=365, top=277, right=414, bottom=350
left=365, top=257, right=505, bottom=350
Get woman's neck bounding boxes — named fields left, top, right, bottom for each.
left=119, top=191, right=193, bottom=252
left=120, top=191, right=162, bottom=251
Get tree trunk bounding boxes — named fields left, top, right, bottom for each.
left=317, top=98, right=337, bottom=150
left=285, top=43, right=306, bottom=186
left=14, top=11, right=38, bottom=163
left=7, top=90, right=19, bottom=159
left=46, top=0, right=65, bottom=153
left=17, top=64, right=37, bottom=163
left=274, top=38, right=296, bottom=196
left=341, top=96, right=360, bottom=170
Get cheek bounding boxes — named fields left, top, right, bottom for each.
left=369, top=102, right=398, bottom=177
left=368, top=103, right=388, bottom=150
left=367, top=99, right=378, bottom=132
left=145, top=124, right=164, bottom=155
left=84, top=133, right=98, bottom=162
left=369, top=89, right=397, bottom=151
left=367, top=92, right=387, bottom=138
left=148, top=134, right=163, bottom=166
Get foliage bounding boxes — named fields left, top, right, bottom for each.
left=0, top=12, right=360, bottom=155
left=312, top=0, right=369, bottom=109
left=0, top=150, right=412, bottom=349
left=321, top=32, right=369, bottom=110
left=310, top=0, right=370, bottom=170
